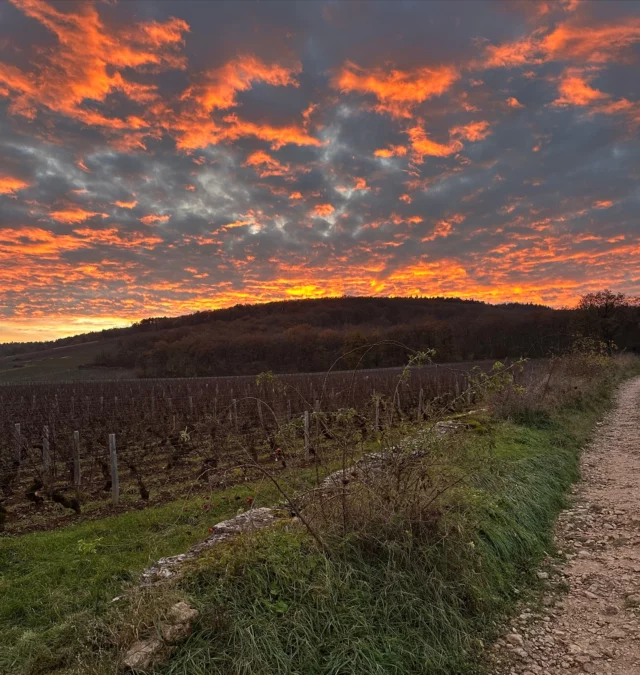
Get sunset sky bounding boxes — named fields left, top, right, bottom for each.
left=1, top=0, right=639, bottom=342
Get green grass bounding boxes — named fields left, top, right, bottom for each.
left=0, top=479, right=286, bottom=675
left=152, top=376, right=624, bottom=675
left=0, top=366, right=635, bottom=674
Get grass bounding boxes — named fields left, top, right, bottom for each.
left=150, top=372, right=628, bottom=675
left=1, top=361, right=637, bottom=674
left=0, top=339, right=130, bottom=383
left=0, top=478, right=291, bottom=675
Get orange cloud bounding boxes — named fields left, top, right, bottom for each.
left=593, top=200, right=613, bottom=209
left=167, top=56, right=315, bottom=151
left=181, top=55, right=299, bottom=112
left=406, top=125, right=463, bottom=160
left=0, top=224, right=160, bottom=257
left=333, top=61, right=458, bottom=118
left=482, top=36, right=540, bottom=69
left=73, top=227, right=162, bottom=249
left=289, top=191, right=303, bottom=200
left=594, top=98, right=640, bottom=125
left=422, top=213, right=464, bottom=241
left=1, top=0, right=188, bottom=135
left=542, top=19, right=640, bottom=64
left=219, top=212, right=261, bottom=231
left=0, top=226, right=86, bottom=256
left=433, top=220, right=451, bottom=237
left=0, top=176, right=29, bottom=195
left=374, top=145, right=408, bottom=158
left=450, top=120, right=491, bottom=142
left=550, top=69, right=640, bottom=126
left=1, top=4, right=319, bottom=154
left=552, top=70, right=607, bottom=107
left=399, top=194, right=412, bottom=204
left=222, top=115, right=322, bottom=150
left=244, top=150, right=290, bottom=177
left=171, top=112, right=322, bottom=151
left=302, top=102, right=318, bottom=129
left=49, top=207, right=108, bottom=223
left=140, top=214, right=171, bottom=225
left=422, top=220, right=453, bottom=241
left=114, top=200, right=138, bottom=209
left=482, top=18, right=640, bottom=69
left=313, top=203, right=335, bottom=217
left=507, top=96, right=524, bottom=108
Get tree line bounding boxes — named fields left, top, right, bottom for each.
left=85, top=293, right=639, bottom=378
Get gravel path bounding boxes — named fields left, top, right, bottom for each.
left=490, top=375, right=640, bottom=674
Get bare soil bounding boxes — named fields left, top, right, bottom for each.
left=490, top=375, right=640, bottom=674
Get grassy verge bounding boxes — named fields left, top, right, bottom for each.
left=1, top=361, right=637, bottom=674
left=144, top=367, right=635, bottom=675
left=0, top=475, right=298, bottom=675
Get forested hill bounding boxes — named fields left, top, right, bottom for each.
left=3, top=296, right=638, bottom=379
left=80, top=296, right=629, bottom=377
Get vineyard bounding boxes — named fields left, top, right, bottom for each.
left=0, top=360, right=545, bottom=534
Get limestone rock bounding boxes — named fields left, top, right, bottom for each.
left=122, top=638, right=163, bottom=672
left=168, top=601, right=199, bottom=624
left=161, top=621, right=192, bottom=644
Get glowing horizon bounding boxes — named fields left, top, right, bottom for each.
left=1, top=0, right=639, bottom=343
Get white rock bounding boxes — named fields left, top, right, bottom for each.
left=168, top=601, right=199, bottom=624
left=122, top=638, right=163, bottom=671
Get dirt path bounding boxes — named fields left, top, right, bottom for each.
left=490, top=375, right=640, bottom=674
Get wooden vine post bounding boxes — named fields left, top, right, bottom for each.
left=73, top=431, right=81, bottom=490
left=109, top=434, right=119, bottom=505
left=13, top=423, right=21, bottom=464
left=232, top=399, right=238, bottom=431
left=304, top=410, right=310, bottom=460
left=42, top=425, right=51, bottom=484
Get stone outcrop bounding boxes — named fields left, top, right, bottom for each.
left=140, top=507, right=279, bottom=585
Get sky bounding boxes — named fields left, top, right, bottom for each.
left=0, top=0, right=639, bottom=342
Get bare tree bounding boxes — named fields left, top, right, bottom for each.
left=576, top=289, right=640, bottom=354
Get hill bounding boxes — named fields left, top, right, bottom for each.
left=0, top=339, right=135, bottom=383
left=1, top=295, right=637, bottom=381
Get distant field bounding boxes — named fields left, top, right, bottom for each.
left=0, top=339, right=133, bottom=383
